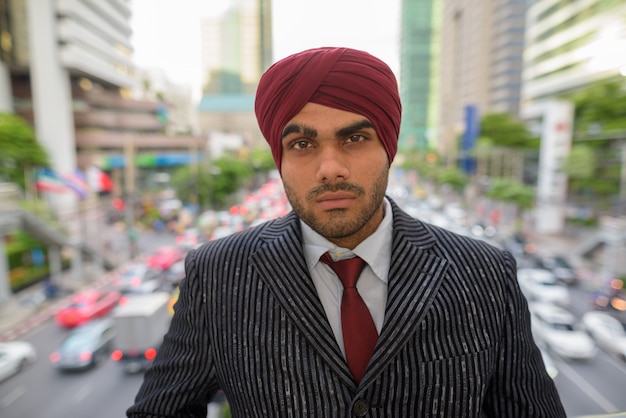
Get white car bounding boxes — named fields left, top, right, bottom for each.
left=517, top=268, right=570, bottom=307
left=0, top=341, right=37, bottom=382
left=529, top=302, right=596, bottom=360
left=581, top=311, right=626, bottom=361
left=540, top=348, right=558, bottom=379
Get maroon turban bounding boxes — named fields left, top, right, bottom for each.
left=254, top=47, right=402, bottom=172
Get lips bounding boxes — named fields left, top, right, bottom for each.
left=315, top=191, right=356, bottom=210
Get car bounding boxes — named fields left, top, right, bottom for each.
left=517, top=268, right=570, bottom=307
left=590, top=283, right=626, bottom=322
left=54, top=289, right=121, bottom=328
left=0, top=341, right=36, bottom=383
left=540, top=348, right=558, bottom=379
left=536, top=255, right=579, bottom=285
left=49, top=319, right=116, bottom=371
left=502, top=233, right=536, bottom=258
left=167, top=286, right=180, bottom=316
left=581, top=311, right=626, bottom=361
left=145, top=246, right=186, bottom=271
left=163, top=259, right=186, bottom=286
left=529, top=302, right=596, bottom=360
left=175, top=228, right=205, bottom=250
left=209, top=225, right=239, bottom=241
left=112, top=263, right=164, bottom=294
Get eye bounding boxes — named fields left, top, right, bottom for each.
left=288, top=139, right=313, bottom=150
left=345, top=134, right=366, bottom=144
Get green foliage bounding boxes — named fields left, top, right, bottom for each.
left=480, top=113, right=539, bottom=149
left=567, top=79, right=626, bottom=133
left=171, top=154, right=255, bottom=210
left=562, top=145, right=599, bottom=199
left=249, top=147, right=276, bottom=172
left=5, top=229, right=69, bottom=291
left=561, top=145, right=596, bottom=180
left=559, top=79, right=626, bottom=208
left=0, top=112, right=49, bottom=188
left=400, top=150, right=439, bottom=179
left=210, top=155, right=253, bottom=206
left=486, top=178, right=535, bottom=209
left=436, top=166, right=468, bottom=191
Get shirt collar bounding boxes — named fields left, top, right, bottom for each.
left=301, top=197, right=393, bottom=282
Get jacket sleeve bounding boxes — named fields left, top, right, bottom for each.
left=127, top=250, right=220, bottom=418
left=483, top=251, right=567, bottom=417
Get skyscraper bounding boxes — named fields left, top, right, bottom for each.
left=0, top=0, right=206, bottom=212
left=521, top=0, right=626, bottom=106
left=200, top=0, right=272, bottom=94
left=400, top=0, right=528, bottom=156
left=198, top=0, right=272, bottom=149
left=399, top=0, right=442, bottom=151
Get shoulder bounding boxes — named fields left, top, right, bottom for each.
left=190, top=212, right=300, bottom=260
left=390, top=199, right=515, bottom=274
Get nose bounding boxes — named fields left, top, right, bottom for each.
left=315, top=145, right=350, bottom=183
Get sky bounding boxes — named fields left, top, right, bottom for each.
left=130, top=0, right=401, bottom=100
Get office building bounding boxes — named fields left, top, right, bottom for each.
left=399, top=0, right=443, bottom=151
left=0, top=0, right=205, bottom=214
left=522, top=0, right=626, bottom=106
left=432, top=0, right=527, bottom=156
left=198, top=0, right=272, bottom=149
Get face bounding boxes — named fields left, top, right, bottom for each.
left=280, top=102, right=390, bottom=249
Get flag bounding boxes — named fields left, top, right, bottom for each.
left=87, top=166, right=114, bottom=194
left=62, top=169, right=90, bottom=199
left=35, top=168, right=70, bottom=194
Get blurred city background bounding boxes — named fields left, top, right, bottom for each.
left=1, top=0, right=626, bottom=417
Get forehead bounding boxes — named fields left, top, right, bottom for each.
left=283, top=102, right=371, bottom=132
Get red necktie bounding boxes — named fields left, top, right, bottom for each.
left=320, top=252, right=378, bottom=383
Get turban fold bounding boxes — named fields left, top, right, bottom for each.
left=254, top=47, right=402, bottom=172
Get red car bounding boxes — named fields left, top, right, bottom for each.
left=54, top=289, right=121, bottom=328
left=145, top=246, right=186, bottom=271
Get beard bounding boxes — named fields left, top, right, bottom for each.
left=283, top=166, right=389, bottom=241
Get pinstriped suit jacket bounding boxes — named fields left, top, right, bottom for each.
left=128, top=199, right=566, bottom=418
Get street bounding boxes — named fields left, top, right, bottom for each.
left=1, top=263, right=626, bottom=417
left=2, top=192, right=626, bottom=417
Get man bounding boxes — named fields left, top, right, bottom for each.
left=128, top=47, right=565, bottom=417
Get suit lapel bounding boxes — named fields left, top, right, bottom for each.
left=249, top=203, right=449, bottom=388
left=250, top=213, right=355, bottom=386
left=362, top=201, right=449, bottom=383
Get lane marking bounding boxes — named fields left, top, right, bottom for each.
left=557, top=360, right=619, bottom=413
left=1, top=385, right=26, bottom=407
left=71, top=383, right=92, bottom=404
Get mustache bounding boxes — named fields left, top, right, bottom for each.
left=307, top=182, right=365, bottom=201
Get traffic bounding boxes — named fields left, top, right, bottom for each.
left=1, top=177, right=626, bottom=418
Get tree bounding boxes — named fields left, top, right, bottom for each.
left=485, top=178, right=535, bottom=233
left=171, top=154, right=254, bottom=210
left=479, top=113, right=539, bottom=149
left=560, top=78, right=626, bottom=210
left=568, top=79, right=626, bottom=133
left=0, top=112, right=49, bottom=189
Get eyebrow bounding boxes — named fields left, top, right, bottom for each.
left=281, top=119, right=375, bottom=140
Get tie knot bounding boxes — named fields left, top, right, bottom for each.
left=320, top=252, right=365, bottom=288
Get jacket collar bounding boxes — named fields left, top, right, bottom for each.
left=250, top=197, right=449, bottom=389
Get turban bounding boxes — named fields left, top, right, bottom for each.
left=254, top=47, right=402, bottom=172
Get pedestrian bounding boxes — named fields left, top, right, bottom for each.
left=127, top=47, right=565, bottom=418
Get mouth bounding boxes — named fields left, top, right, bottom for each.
left=315, top=191, right=356, bottom=210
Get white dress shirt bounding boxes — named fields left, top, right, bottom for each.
left=301, top=198, right=393, bottom=356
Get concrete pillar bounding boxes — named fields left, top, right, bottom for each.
left=0, top=230, right=12, bottom=305
left=71, top=243, right=83, bottom=285
left=0, top=59, right=13, bottom=112
left=48, top=245, right=62, bottom=287
left=599, top=216, right=626, bottom=286
left=521, top=99, right=574, bottom=234
left=26, top=0, right=77, bottom=215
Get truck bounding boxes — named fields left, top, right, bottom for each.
left=110, top=292, right=172, bottom=373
